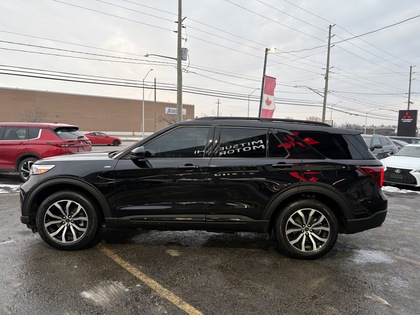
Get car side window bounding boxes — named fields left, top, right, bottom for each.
left=372, top=137, right=381, bottom=146
left=28, top=127, right=41, bottom=139
left=380, top=137, right=391, bottom=146
left=292, top=130, right=351, bottom=159
left=144, top=127, right=210, bottom=158
left=1, top=127, right=28, bottom=140
left=274, top=130, right=323, bottom=159
left=217, top=128, right=269, bottom=158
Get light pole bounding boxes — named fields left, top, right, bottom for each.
left=329, top=101, right=341, bottom=126
left=145, top=53, right=183, bottom=122
left=248, top=88, right=259, bottom=117
left=258, top=47, right=275, bottom=117
left=142, top=68, right=153, bottom=139
left=364, top=108, right=383, bottom=134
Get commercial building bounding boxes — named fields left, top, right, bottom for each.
left=0, top=87, right=194, bottom=136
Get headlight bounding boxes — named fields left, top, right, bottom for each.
left=30, top=164, right=55, bottom=175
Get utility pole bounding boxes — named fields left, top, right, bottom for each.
left=176, top=0, right=183, bottom=122
left=217, top=99, right=220, bottom=116
left=322, top=25, right=333, bottom=123
left=407, top=65, right=413, bottom=110
left=153, top=77, right=157, bottom=132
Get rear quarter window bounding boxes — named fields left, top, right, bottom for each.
left=293, top=131, right=364, bottom=159
left=28, top=127, right=41, bottom=139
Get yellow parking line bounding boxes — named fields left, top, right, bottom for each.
left=391, top=254, right=420, bottom=266
left=97, top=243, right=203, bottom=315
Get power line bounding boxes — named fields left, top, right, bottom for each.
left=333, top=14, right=420, bottom=44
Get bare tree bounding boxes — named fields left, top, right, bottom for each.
left=20, top=106, right=47, bottom=122
left=306, top=116, right=321, bottom=122
left=159, top=114, right=177, bottom=126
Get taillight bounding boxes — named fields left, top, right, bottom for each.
left=47, top=142, right=70, bottom=148
left=358, top=166, right=384, bottom=187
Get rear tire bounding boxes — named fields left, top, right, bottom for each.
left=36, top=191, right=101, bottom=250
left=19, top=157, right=37, bottom=182
left=275, top=200, right=338, bottom=259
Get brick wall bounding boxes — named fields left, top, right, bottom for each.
left=0, top=87, right=194, bottom=133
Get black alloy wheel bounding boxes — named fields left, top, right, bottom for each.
left=36, top=191, right=101, bottom=250
left=275, top=200, right=338, bottom=259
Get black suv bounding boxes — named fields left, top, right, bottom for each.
left=20, top=118, right=387, bottom=259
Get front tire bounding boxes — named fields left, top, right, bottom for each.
left=112, top=139, right=120, bottom=146
left=36, top=191, right=101, bottom=250
left=275, top=200, right=338, bottom=259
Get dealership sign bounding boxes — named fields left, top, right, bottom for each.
left=165, top=107, right=186, bottom=115
left=397, top=110, right=418, bottom=136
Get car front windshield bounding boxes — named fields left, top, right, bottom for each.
left=395, top=146, right=420, bottom=157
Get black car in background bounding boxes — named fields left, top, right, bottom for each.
left=20, top=118, right=387, bottom=259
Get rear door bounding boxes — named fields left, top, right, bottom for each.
left=0, top=126, right=29, bottom=171
left=206, top=127, right=303, bottom=223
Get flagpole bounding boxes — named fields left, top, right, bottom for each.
left=258, top=47, right=269, bottom=118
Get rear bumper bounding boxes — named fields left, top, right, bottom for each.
left=344, top=209, right=387, bottom=234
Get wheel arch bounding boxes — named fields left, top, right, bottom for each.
left=264, top=183, right=352, bottom=234
left=24, top=177, right=111, bottom=229
left=15, top=154, right=40, bottom=171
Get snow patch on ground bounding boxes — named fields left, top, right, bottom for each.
left=0, top=184, right=20, bottom=194
left=382, top=185, right=420, bottom=194
left=80, top=281, right=127, bottom=306
left=352, top=250, right=395, bottom=265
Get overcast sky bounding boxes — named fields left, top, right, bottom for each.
left=1, top=0, right=420, bottom=127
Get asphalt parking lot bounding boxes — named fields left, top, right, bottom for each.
left=0, top=172, right=419, bottom=315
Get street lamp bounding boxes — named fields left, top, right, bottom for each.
left=294, top=85, right=324, bottom=98
left=248, top=88, right=259, bottom=117
left=329, top=101, right=342, bottom=125
left=258, top=47, right=276, bottom=117
left=142, top=68, right=153, bottom=138
left=145, top=53, right=183, bottom=122
left=364, top=108, right=384, bottom=134
left=145, top=53, right=176, bottom=61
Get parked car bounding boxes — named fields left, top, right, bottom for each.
left=0, top=122, right=91, bottom=181
left=362, top=134, right=398, bottom=159
left=20, top=117, right=387, bottom=259
left=84, top=131, right=121, bottom=146
left=388, top=135, right=420, bottom=144
left=382, top=144, right=420, bottom=187
left=390, top=138, right=408, bottom=150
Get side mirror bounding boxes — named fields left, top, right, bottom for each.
left=130, top=146, right=146, bottom=161
left=371, top=144, right=382, bottom=150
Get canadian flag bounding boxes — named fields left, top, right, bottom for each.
left=260, top=76, right=276, bottom=118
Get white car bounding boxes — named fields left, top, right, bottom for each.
left=382, top=144, right=420, bottom=187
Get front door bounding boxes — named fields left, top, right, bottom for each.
left=112, top=126, right=213, bottom=225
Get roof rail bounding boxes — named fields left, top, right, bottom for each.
left=195, top=116, right=331, bottom=127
